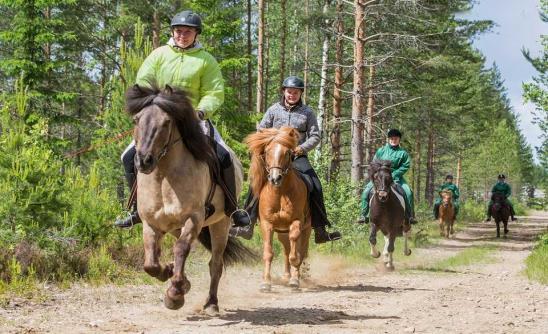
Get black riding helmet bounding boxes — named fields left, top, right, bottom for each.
left=387, top=129, right=402, bottom=138
left=282, top=76, right=305, bottom=90
left=498, top=174, right=506, bottom=180
left=446, top=174, right=454, bottom=180
left=171, top=10, right=202, bottom=34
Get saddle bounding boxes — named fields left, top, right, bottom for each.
left=296, top=171, right=314, bottom=193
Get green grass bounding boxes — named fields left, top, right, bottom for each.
left=413, top=244, right=497, bottom=273
left=525, top=234, right=548, bottom=285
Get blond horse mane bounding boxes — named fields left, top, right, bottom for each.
left=245, top=126, right=300, bottom=195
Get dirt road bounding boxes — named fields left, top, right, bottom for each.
left=1, top=214, right=547, bottom=334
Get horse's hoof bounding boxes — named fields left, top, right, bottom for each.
left=385, top=263, right=395, bottom=271
left=371, top=251, right=381, bottom=258
left=404, top=249, right=412, bottom=256
left=259, top=282, right=271, bottom=292
left=164, top=295, right=184, bottom=310
left=288, top=278, right=300, bottom=289
left=203, top=304, right=220, bottom=316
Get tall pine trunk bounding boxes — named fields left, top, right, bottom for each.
left=317, top=0, right=331, bottom=153
left=247, top=0, right=253, bottom=113
left=152, top=9, right=160, bottom=49
left=365, top=65, right=376, bottom=164
left=425, top=128, right=435, bottom=205
left=330, top=0, right=344, bottom=178
left=303, top=0, right=310, bottom=102
left=351, top=0, right=366, bottom=184
left=279, top=0, right=287, bottom=86
left=255, top=0, right=265, bottom=114
left=414, top=129, right=422, bottom=203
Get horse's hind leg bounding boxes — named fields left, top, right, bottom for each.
left=439, top=218, right=445, bottom=237
left=369, top=224, right=381, bottom=258
left=277, top=232, right=291, bottom=281
left=203, top=218, right=230, bottom=316
left=165, top=215, right=200, bottom=310
left=143, top=223, right=173, bottom=282
left=403, top=229, right=412, bottom=256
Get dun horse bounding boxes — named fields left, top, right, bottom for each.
left=127, top=85, right=255, bottom=313
left=490, top=192, right=511, bottom=238
left=246, top=127, right=311, bottom=291
left=438, top=190, right=455, bottom=238
left=368, top=160, right=412, bottom=270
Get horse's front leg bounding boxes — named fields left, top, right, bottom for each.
left=276, top=232, right=291, bottom=281
left=203, top=217, right=230, bottom=316
left=369, top=223, right=380, bottom=258
left=403, top=228, right=412, bottom=256
left=288, top=219, right=303, bottom=289
left=439, top=217, right=445, bottom=237
left=143, top=223, right=173, bottom=282
left=383, top=235, right=396, bottom=270
left=496, top=220, right=501, bottom=238
left=503, top=219, right=509, bottom=238
left=164, top=214, right=201, bottom=310
left=260, top=220, right=274, bottom=292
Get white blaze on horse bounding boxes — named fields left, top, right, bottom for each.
left=368, top=160, right=412, bottom=270
left=127, top=84, right=256, bottom=314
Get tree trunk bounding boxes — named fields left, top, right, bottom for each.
left=330, top=0, right=344, bottom=178
left=152, top=9, right=160, bottom=49
left=365, top=65, right=376, bottom=164
left=425, top=128, right=435, bottom=205
left=351, top=0, right=366, bottom=184
left=303, top=0, right=310, bottom=102
left=263, top=6, right=270, bottom=114
left=456, top=156, right=462, bottom=188
left=247, top=0, right=253, bottom=113
left=316, top=0, right=331, bottom=153
left=414, top=129, right=421, bottom=203
left=279, top=0, right=287, bottom=86
left=255, top=0, right=265, bottom=114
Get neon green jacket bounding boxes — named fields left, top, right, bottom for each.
left=135, top=42, right=224, bottom=117
left=373, top=144, right=411, bottom=183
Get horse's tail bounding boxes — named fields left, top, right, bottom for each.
left=198, top=227, right=260, bottom=266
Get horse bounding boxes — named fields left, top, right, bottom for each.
left=438, top=190, right=455, bottom=238
left=246, top=127, right=311, bottom=291
left=126, top=84, right=256, bottom=314
left=368, top=160, right=412, bottom=270
left=490, top=192, right=511, bottom=238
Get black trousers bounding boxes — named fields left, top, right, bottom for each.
left=244, top=155, right=330, bottom=229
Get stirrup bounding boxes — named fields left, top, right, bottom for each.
left=230, top=209, right=251, bottom=227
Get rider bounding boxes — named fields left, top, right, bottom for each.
left=433, top=174, right=460, bottom=219
left=358, top=129, right=417, bottom=225
left=114, top=10, right=249, bottom=228
left=230, top=76, right=342, bottom=244
left=485, top=174, right=517, bottom=222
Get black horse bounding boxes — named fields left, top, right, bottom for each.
left=368, top=160, right=412, bottom=270
left=490, top=192, right=511, bottom=238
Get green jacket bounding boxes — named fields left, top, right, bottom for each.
left=136, top=42, right=224, bottom=117
left=373, top=144, right=411, bottom=183
left=491, top=181, right=511, bottom=198
left=439, top=183, right=460, bottom=200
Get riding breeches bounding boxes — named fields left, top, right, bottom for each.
left=120, top=121, right=238, bottom=216
left=242, top=155, right=331, bottom=229
left=360, top=180, right=414, bottom=218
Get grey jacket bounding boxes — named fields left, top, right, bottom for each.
left=259, top=101, right=321, bottom=153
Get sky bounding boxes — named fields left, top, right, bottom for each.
left=460, top=0, right=545, bottom=160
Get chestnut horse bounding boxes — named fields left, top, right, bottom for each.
left=127, top=85, right=255, bottom=314
left=368, top=160, right=412, bottom=270
left=246, top=127, right=311, bottom=291
left=438, top=190, right=455, bottom=238
left=491, top=192, right=511, bottom=238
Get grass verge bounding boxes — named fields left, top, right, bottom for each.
left=525, top=233, right=548, bottom=285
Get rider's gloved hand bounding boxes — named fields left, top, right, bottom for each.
left=293, top=146, right=305, bottom=157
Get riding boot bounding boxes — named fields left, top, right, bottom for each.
left=509, top=204, right=517, bottom=221
left=230, top=191, right=258, bottom=239
left=114, top=170, right=142, bottom=228
left=314, top=225, right=342, bottom=244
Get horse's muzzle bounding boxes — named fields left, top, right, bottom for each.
left=135, top=152, right=156, bottom=174
left=268, top=173, right=283, bottom=187
left=377, top=190, right=388, bottom=202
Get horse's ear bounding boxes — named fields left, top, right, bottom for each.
left=164, top=85, right=173, bottom=95
left=133, top=84, right=143, bottom=93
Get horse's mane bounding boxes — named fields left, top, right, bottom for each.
left=125, top=84, right=215, bottom=164
left=245, top=127, right=299, bottom=195
left=368, top=159, right=392, bottom=177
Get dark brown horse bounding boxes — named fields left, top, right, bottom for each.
left=246, top=127, right=311, bottom=291
left=490, top=192, right=511, bottom=238
left=126, top=84, right=256, bottom=314
left=368, top=160, right=412, bottom=270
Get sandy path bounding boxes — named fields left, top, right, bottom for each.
left=1, top=214, right=547, bottom=334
